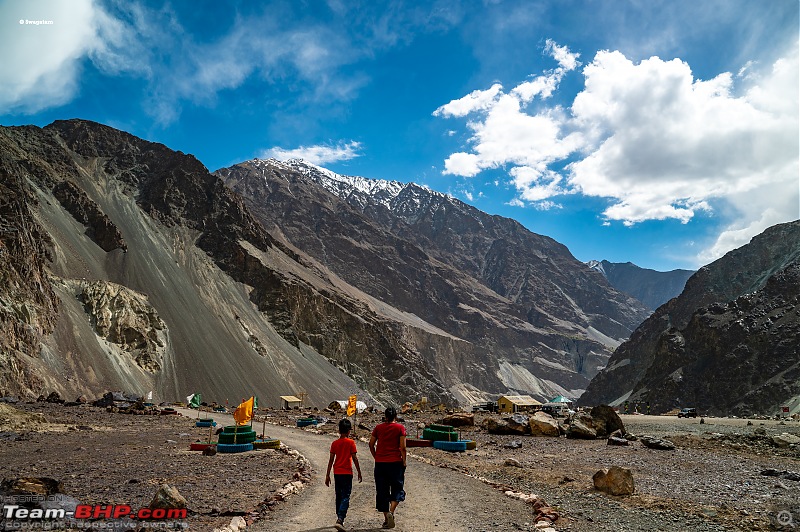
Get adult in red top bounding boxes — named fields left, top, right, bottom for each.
left=369, top=406, right=406, bottom=529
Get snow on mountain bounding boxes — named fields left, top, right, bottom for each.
left=254, top=158, right=448, bottom=215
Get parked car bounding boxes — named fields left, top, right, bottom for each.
left=677, top=407, right=697, bottom=418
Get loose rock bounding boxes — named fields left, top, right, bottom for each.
left=593, top=465, right=635, bottom=496
left=640, top=435, right=676, bottom=450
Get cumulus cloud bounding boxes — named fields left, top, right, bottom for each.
left=434, top=41, right=581, bottom=205
left=262, top=141, right=362, bottom=165
left=436, top=40, right=799, bottom=263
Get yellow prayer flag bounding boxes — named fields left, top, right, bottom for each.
left=346, top=394, right=357, bottom=417
left=233, top=396, right=254, bottom=425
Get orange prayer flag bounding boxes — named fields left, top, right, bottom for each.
left=233, top=396, right=254, bottom=425
left=346, top=394, right=357, bottom=417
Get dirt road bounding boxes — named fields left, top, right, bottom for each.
left=176, top=408, right=541, bottom=531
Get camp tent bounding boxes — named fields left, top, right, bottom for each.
left=332, top=400, right=368, bottom=413
left=497, top=394, right=542, bottom=414
left=549, top=395, right=573, bottom=404
left=280, top=395, right=302, bottom=409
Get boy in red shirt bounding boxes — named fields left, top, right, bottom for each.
left=325, top=418, right=362, bottom=531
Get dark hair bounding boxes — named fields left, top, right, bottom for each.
left=338, top=418, right=352, bottom=434
left=384, top=406, right=397, bottom=422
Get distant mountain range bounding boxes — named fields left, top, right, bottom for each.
left=218, top=158, right=650, bottom=403
left=580, top=220, right=800, bottom=416
left=587, top=260, right=694, bottom=311
left=0, top=120, right=652, bottom=406
left=2, top=119, right=796, bottom=415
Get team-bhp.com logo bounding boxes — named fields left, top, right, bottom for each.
left=2, top=501, right=187, bottom=529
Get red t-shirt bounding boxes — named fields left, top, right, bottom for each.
left=330, top=437, right=358, bottom=475
left=371, top=422, right=407, bottom=463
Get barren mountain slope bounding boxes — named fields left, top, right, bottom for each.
left=587, top=260, right=694, bottom=311
left=0, top=120, right=466, bottom=406
left=218, top=159, right=651, bottom=401
left=580, top=220, right=800, bottom=415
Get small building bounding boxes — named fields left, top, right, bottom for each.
left=497, top=394, right=541, bottom=414
left=280, top=395, right=302, bottom=409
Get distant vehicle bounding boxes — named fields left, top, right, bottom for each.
left=471, top=401, right=497, bottom=413
left=677, top=408, right=697, bottom=418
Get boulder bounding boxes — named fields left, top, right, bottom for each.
left=149, top=484, right=187, bottom=509
left=486, top=417, right=529, bottom=435
left=566, top=414, right=597, bottom=439
left=589, top=405, right=625, bottom=438
left=0, top=477, right=63, bottom=496
left=529, top=412, right=560, bottom=437
left=202, top=446, right=217, bottom=456
left=772, top=433, right=800, bottom=448
left=436, top=412, right=474, bottom=427
left=508, top=414, right=531, bottom=434
left=593, top=466, right=635, bottom=496
left=640, top=436, right=675, bottom=450
left=45, top=392, right=64, bottom=404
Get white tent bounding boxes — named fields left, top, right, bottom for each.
left=334, top=400, right=368, bottom=413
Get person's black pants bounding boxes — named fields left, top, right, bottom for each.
left=374, top=461, right=405, bottom=512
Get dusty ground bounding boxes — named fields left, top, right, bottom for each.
left=0, top=402, right=301, bottom=530
left=263, top=409, right=800, bottom=531
left=1, top=403, right=799, bottom=531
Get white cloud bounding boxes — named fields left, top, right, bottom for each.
left=0, top=0, right=142, bottom=113
left=0, top=1, right=369, bottom=122
left=436, top=39, right=799, bottom=263
left=433, top=83, right=503, bottom=118
left=262, top=141, right=362, bottom=165
left=506, top=198, right=525, bottom=207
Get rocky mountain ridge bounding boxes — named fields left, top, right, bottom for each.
left=1, top=119, right=449, bottom=405
left=580, top=220, right=800, bottom=415
left=587, top=260, right=694, bottom=311
left=218, top=158, right=651, bottom=402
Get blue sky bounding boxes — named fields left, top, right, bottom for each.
left=1, top=0, right=798, bottom=271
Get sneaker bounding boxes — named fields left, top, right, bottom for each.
left=381, top=523, right=391, bottom=530
left=334, top=519, right=346, bottom=531
left=386, top=512, right=395, bottom=529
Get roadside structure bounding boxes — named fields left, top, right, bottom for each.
left=497, top=395, right=541, bottom=413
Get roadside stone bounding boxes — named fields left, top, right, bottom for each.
left=607, top=436, right=629, bottom=446
left=640, top=435, right=676, bottom=450
left=566, top=414, right=597, bottom=439
left=486, top=416, right=529, bottom=435
left=529, top=411, right=560, bottom=437
left=149, top=484, right=187, bottom=509
left=761, top=469, right=800, bottom=481
left=202, top=446, right=217, bottom=456
left=772, top=433, right=800, bottom=448
left=504, top=458, right=522, bottom=467
left=508, top=414, right=531, bottom=434
left=593, top=466, right=635, bottom=496
left=504, top=440, right=523, bottom=449
left=436, top=412, right=474, bottom=427
left=589, top=405, right=625, bottom=438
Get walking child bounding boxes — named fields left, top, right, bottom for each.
left=326, top=418, right=363, bottom=531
